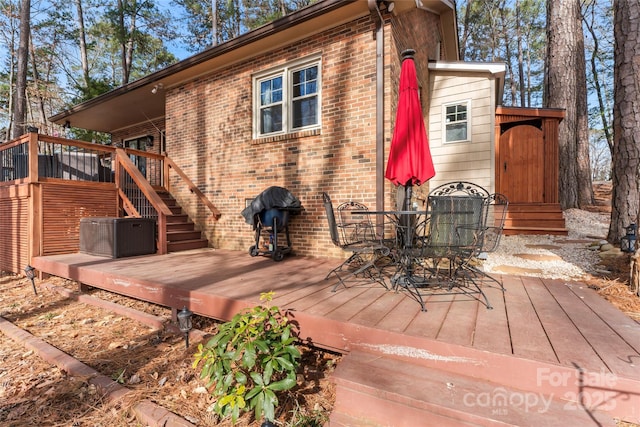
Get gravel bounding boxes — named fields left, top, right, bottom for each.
left=482, top=209, right=612, bottom=281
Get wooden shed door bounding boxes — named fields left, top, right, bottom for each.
left=499, top=124, right=544, bottom=203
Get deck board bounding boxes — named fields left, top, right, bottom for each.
left=372, top=295, right=421, bottom=332
left=327, top=287, right=390, bottom=321
left=543, top=278, right=640, bottom=378
left=473, top=279, right=511, bottom=354
left=404, top=293, right=452, bottom=339
left=566, top=280, right=640, bottom=348
left=520, top=276, right=606, bottom=371
left=434, top=293, right=479, bottom=347
left=502, top=274, right=558, bottom=363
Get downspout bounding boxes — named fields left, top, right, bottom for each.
left=368, top=0, right=385, bottom=220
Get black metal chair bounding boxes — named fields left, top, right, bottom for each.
left=322, top=192, right=390, bottom=291
left=404, top=181, right=494, bottom=310
left=462, top=192, right=509, bottom=290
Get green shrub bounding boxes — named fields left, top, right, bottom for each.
left=193, top=292, right=301, bottom=424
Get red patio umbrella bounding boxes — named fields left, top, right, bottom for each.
left=385, top=49, right=435, bottom=210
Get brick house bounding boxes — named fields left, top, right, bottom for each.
left=42, top=0, right=562, bottom=264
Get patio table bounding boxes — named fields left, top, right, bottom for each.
left=353, top=204, right=492, bottom=312
left=351, top=210, right=432, bottom=305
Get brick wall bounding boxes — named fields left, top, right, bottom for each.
left=111, top=119, right=165, bottom=155
left=162, top=11, right=441, bottom=259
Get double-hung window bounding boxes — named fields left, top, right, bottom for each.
left=443, top=100, right=471, bottom=143
left=254, top=57, right=321, bottom=138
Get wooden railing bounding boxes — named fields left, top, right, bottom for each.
left=114, top=148, right=173, bottom=254
left=0, top=132, right=221, bottom=255
left=1, top=133, right=116, bottom=184
left=164, top=155, right=222, bottom=220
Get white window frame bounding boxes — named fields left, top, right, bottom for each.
left=253, top=56, right=322, bottom=138
left=442, top=100, right=471, bottom=143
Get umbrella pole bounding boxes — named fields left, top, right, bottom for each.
left=404, top=183, right=413, bottom=211
left=402, top=182, right=413, bottom=247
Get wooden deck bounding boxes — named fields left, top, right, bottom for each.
left=33, top=248, right=640, bottom=423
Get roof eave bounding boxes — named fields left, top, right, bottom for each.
left=49, top=0, right=363, bottom=132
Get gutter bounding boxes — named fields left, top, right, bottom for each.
left=368, top=0, right=385, bottom=219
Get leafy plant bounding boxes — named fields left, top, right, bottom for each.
left=111, top=368, right=126, bottom=384
left=193, top=292, right=301, bottom=424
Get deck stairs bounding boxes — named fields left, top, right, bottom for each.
left=503, top=203, right=567, bottom=235
left=329, top=350, right=617, bottom=426
left=156, top=190, right=209, bottom=252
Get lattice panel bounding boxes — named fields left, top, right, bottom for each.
left=0, top=196, right=28, bottom=273
left=42, top=184, right=118, bottom=255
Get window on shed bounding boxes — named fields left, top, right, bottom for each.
left=254, top=57, right=321, bottom=138
left=443, top=100, right=471, bottom=143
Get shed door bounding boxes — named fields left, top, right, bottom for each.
left=499, top=124, right=544, bottom=203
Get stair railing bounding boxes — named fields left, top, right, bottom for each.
left=114, top=148, right=173, bottom=254
left=163, top=155, right=221, bottom=220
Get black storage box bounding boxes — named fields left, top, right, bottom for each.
left=80, top=217, right=156, bottom=258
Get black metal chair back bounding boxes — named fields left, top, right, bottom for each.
left=336, top=200, right=377, bottom=246
left=322, top=192, right=341, bottom=247
left=322, top=193, right=389, bottom=291
left=425, top=182, right=490, bottom=255
left=482, top=193, right=509, bottom=253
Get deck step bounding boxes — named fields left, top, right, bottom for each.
left=167, top=230, right=204, bottom=242
left=503, top=203, right=567, bottom=235
left=158, top=194, right=177, bottom=207
left=166, top=213, right=190, bottom=224
left=503, top=226, right=568, bottom=235
left=329, top=350, right=616, bottom=427
left=155, top=190, right=210, bottom=252
left=167, top=238, right=208, bottom=252
left=167, top=222, right=197, bottom=232
left=168, top=205, right=183, bottom=215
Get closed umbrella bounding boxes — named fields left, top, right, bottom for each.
left=385, top=49, right=435, bottom=211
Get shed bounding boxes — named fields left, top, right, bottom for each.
left=495, top=106, right=566, bottom=234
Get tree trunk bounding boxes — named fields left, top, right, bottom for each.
left=545, top=0, right=592, bottom=209
left=608, top=0, right=640, bottom=244
left=115, top=0, right=131, bottom=85
left=212, top=0, right=218, bottom=46
left=74, top=0, right=90, bottom=87
left=574, top=6, right=594, bottom=207
left=499, top=5, right=517, bottom=105
left=12, top=0, right=30, bottom=139
left=28, top=37, right=47, bottom=132
left=515, top=0, right=526, bottom=107
left=584, top=2, right=613, bottom=154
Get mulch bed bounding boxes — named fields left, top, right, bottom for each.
left=0, top=275, right=338, bottom=426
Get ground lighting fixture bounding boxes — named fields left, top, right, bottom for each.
left=177, top=306, right=193, bottom=349
left=621, top=223, right=637, bottom=253
left=24, top=265, right=37, bottom=295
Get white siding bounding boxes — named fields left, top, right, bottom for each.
left=427, top=72, right=496, bottom=192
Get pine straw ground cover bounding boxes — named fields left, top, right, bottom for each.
left=0, top=276, right=338, bottom=426
left=579, top=182, right=640, bottom=322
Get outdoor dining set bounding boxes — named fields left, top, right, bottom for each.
left=319, top=49, right=509, bottom=311
left=323, top=181, right=509, bottom=312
